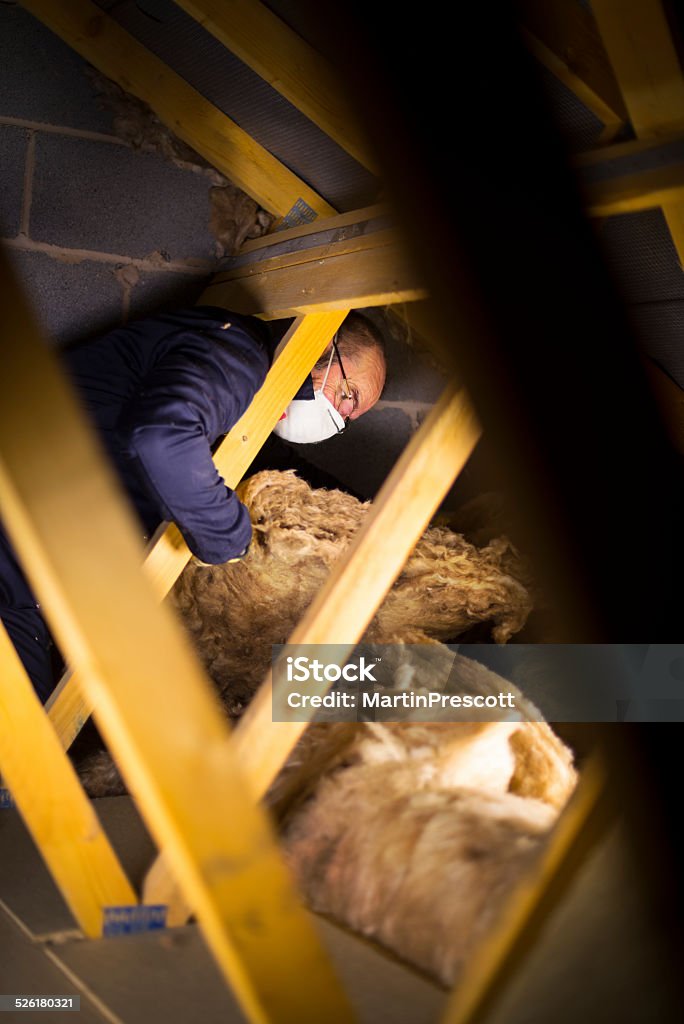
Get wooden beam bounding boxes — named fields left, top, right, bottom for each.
left=0, top=624, right=137, bottom=938
left=518, top=0, right=628, bottom=127
left=230, top=384, right=481, bottom=799
left=592, top=0, right=684, bottom=264
left=583, top=158, right=684, bottom=215
left=575, top=130, right=684, bottom=169
left=173, top=0, right=378, bottom=174
left=0, top=248, right=354, bottom=1024
left=44, top=667, right=90, bottom=756
left=577, top=133, right=684, bottom=217
left=20, top=0, right=335, bottom=221
left=224, top=208, right=392, bottom=275
left=220, top=228, right=396, bottom=283
left=200, top=236, right=426, bottom=318
left=239, top=203, right=388, bottom=256
left=47, top=312, right=347, bottom=751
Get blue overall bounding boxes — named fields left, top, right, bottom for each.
left=0, top=306, right=282, bottom=701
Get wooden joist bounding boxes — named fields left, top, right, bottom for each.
left=200, top=213, right=425, bottom=317
left=0, top=625, right=137, bottom=938
left=518, top=0, right=628, bottom=127
left=592, top=0, right=684, bottom=260
left=575, top=130, right=684, bottom=168
left=174, top=0, right=378, bottom=174
left=47, top=312, right=347, bottom=751
left=583, top=157, right=684, bottom=216
left=225, top=204, right=391, bottom=267
left=0, top=247, right=354, bottom=1024
left=201, top=245, right=417, bottom=318
left=20, top=0, right=335, bottom=222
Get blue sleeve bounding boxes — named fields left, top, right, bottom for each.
left=115, top=328, right=267, bottom=564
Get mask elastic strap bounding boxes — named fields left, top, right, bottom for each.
left=319, top=333, right=338, bottom=392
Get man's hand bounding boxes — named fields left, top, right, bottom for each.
left=192, top=543, right=250, bottom=568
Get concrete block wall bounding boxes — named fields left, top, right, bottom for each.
left=1, top=5, right=451, bottom=501
left=0, top=6, right=218, bottom=347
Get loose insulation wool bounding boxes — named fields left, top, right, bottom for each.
left=172, top=470, right=535, bottom=713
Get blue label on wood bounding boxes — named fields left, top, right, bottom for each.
left=102, top=904, right=167, bottom=936
left=280, top=198, right=318, bottom=228
left=0, top=789, right=14, bottom=809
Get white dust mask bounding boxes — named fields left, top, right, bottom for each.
left=272, top=345, right=346, bottom=444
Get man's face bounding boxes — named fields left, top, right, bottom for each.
left=312, top=346, right=386, bottom=421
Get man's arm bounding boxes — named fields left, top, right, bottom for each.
left=115, top=327, right=268, bottom=564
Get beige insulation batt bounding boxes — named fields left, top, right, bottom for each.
left=279, top=718, right=575, bottom=987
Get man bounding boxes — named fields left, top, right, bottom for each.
left=0, top=304, right=386, bottom=701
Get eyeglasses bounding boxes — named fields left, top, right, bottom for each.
left=332, top=337, right=353, bottom=425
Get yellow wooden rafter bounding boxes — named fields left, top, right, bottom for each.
left=0, top=624, right=136, bottom=938
left=173, top=0, right=378, bottom=174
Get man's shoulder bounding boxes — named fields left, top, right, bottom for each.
left=160, top=306, right=272, bottom=352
